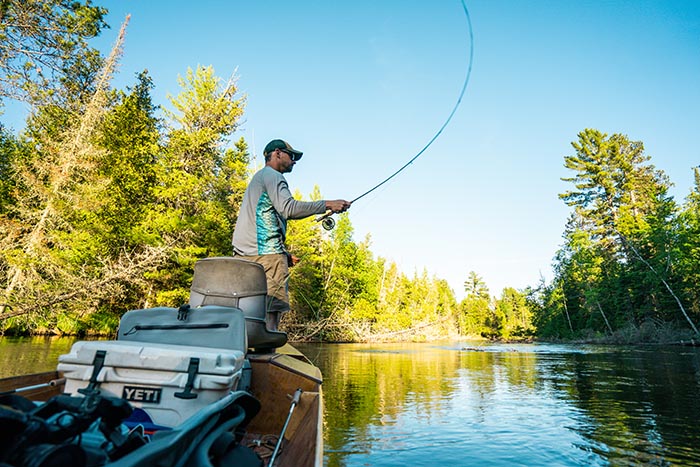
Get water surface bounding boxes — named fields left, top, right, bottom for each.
left=2, top=338, right=698, bottom=466
left=295, top=341, right=700, bottom=467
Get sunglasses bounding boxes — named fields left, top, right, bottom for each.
left=280, top=149, right=300, bottom=162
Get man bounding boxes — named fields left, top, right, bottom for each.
left=232, top=139, right=351, bottom=330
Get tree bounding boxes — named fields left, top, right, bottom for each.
left=0, top=28, right=250, bottom=333
left=459, top=271, right=492, bottom=337
left=527, top=278, right=573, bottom=339
left=560, top=129, right=673, bottom=252
left=677, top=169, right=700, bottom=303
left=95, top=71, right=159, bottom=244
left=547, top=128, right=695, bottom=338
left=464, top=271, right=489, bottom=299
left=286, top=186, right=327, bottom=323
left=0, top=20, right=131, bottom=333
left=0, top=0, right=107, bottom=107
left=143, top=65, right=248, bottom=306
left=0, top=126, right=24, bottom=213
left=495, top=287, right=534, bottom=339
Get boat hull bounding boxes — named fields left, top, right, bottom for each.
left=0, top=344, right=322, bottom=467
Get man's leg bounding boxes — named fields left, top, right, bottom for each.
left=240, top=253, right=290, bottom=331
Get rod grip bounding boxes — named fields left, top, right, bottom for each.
left=315, top=210, right=332, bottom=222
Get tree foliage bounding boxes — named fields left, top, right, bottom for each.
left=0, top=6, right=462, bottom=338
left=532, top=129, right=700, bottom=340
left=0, top=13, right=247, bottom=333
left=284, top=201, right=458, bottom=343
left=3, top=5, right=697, bottom=343
left=0, top=0, right=107, bottom=107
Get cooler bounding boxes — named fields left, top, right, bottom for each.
left=57, top=340, right=245, bottom=427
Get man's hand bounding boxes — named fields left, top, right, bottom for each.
left=325, top=199, right=352, bottom=214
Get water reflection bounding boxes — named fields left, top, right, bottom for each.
left=296, top=342, right=700, bottom=467
left=2, top=338, right=698, bottom=465
left=549, top=349, right=700, bottom=466
left=0, top=336, right=78, bottom=378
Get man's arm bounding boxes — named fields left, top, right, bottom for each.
left=266, top=171, right=326, bottom=219
left=265, top=169, right=351, bottom=219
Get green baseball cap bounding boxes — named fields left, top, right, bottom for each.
left=263, top=139, right=303, bottom=160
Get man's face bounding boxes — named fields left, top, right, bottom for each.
left=277, top=149, right=297, bottom=173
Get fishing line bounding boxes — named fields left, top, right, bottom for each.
left=318, top=0, right=474, bottom=230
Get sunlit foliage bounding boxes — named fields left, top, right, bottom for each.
left=2, top=6, right=697, bottom=342
left=532, top=129, right=700, bottom=341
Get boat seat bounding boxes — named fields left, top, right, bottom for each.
left=189, top=256, right=288, bottom=351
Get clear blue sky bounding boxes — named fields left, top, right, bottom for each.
left=5, top=1, right=700, bottom=299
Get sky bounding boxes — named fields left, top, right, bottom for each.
left=4, top=1, right=700, bottom=300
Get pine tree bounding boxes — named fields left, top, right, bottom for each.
left=0, top=0, right=107, bottom=106
left=551, top=128, right=693, bottom=337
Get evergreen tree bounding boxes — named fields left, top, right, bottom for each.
left=0, top=0, right=107, bottom=107
left=285, top=187, right=326, bottom=324
left=544, top=129, right=693, bottom=338
left=0, top=47, right=249, bottom=333
left=0, top=126, right=24, bottom=214
left=464, top=270, right=489, bottom=299
left=146, top=65, right=248, bottom=305
left=673, top=168, right=700, bottom=327
left=495, top=287, right=534, bottom=339
left=0, top=22, right=130, bottom=333
left=458, top=271, right=492, bottom=337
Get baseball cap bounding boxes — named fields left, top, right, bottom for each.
left=263, top=139, right=303, bottom=160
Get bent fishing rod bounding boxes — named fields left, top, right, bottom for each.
left=317, top=0, right=474, bottom=231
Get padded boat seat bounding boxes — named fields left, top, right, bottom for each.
left=190, top=257, right=287, bottom=351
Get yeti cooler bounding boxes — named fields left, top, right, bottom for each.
left=57, top=340, right=245, bottom=427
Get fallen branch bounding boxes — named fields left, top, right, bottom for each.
left=617, top=231, right=699, bottom=336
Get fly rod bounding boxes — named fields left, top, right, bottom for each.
left=317, top=0, right=474, bottom=231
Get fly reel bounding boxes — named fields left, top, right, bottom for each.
left=316, top=211, right=336, bottom=231
left=321, top=216, right=336, bottom=230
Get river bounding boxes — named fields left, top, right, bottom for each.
left=2, top=337, right=699, bottom=466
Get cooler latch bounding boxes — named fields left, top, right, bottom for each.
left=174, top=357, right=200, bottom=399
left=177, top=303, right=191, bottom=321
left=78, top=349, right=106, bottom=395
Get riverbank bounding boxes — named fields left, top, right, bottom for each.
left=538, top=320, right=700, bottom=346
left=2, top=317, right=698, bottom=347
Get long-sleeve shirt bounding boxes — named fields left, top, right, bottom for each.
left=232, top=166, right=326, bottom=256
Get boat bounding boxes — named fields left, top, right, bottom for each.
left=0, top=257, right=323, bottom=467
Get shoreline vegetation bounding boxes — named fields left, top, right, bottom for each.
left=1, top=2, right=700, bottom=345
left=2, top=316, right=698, bottom=348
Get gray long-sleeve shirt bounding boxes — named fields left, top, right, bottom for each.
left=232, top=166, right=326, bottom=256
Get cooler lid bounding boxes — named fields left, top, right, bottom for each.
left=58, top=340, right=244, bottom=376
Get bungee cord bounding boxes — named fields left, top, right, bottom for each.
left=318, top=0, right=474, bottom=230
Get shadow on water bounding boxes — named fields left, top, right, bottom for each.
left=295, top=341, right=700, bottom=467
